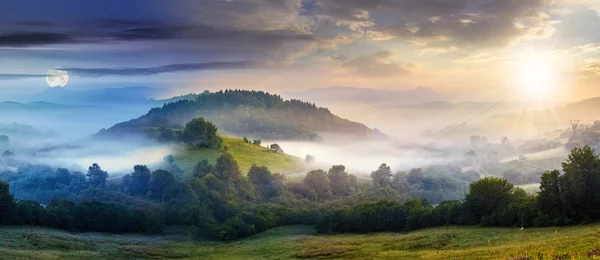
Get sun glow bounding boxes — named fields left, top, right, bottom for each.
left=514, top=52, right=556, bottom=100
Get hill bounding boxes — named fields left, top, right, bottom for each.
left=1, top=224, right=598, bottom=259
left=282, top=86, right=450, bottom=106
left=98, top=90, right=379, bottom=141
left=170, top=136, right=303, bottom=174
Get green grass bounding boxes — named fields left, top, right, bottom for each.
left=172, top=136, right=304, bottom=175
left=2, top=224, right=600, bottom=259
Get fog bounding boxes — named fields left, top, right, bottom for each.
left=1, top=133, right=174, bottom=177
left=275, top=139, right=464, bottom=174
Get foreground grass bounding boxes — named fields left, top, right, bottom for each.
left=172, top=136, right=303, bottom=174
left=2, top=224, right=600, bottom=259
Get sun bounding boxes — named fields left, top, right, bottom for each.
left=514, top=52, right=556, bottom=99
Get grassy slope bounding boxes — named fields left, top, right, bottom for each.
left=2, top=224, right=600, bottom=259
left=172, top=136, right=303, bottom=175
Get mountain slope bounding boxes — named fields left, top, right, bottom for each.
left=282, top=86, right=450, bottom=106
left=98, top=90, right=379, bottom=141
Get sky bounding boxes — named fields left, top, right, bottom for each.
left=1, top=0, right=600, bottom=102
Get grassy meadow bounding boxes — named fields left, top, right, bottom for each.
left=171, top=136, right=303, bottom=175
left=2, top=224, right=600, bottom=259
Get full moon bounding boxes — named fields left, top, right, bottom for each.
left=46, top=69, right=69, bottom=87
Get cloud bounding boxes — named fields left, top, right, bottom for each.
left=342, top=50, right=411, bottom=77
left=61, top=61, right=262, bottom=77
left=576, top=43, right=600, bottom=52
left=579, top=59, right=600, bottom=77
left=0, top=32, right=72, bottom=47
left=0, top=74, right=47, bottom=80
left=313, top=0, right=554, bottom=49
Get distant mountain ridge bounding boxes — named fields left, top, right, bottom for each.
left=98, top=89, right=381, bottom=141
left=5, top=86, right=164, bottom=105
left=282, top=86, right=450, bottom=106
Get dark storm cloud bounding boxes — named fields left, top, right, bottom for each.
left=62, top=61, right=263, bottom=77
left=0, top=32, right=73, bottom=47
left=314, top=0, right=551, bottom=49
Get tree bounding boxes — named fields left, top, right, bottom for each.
left=303, top=169, right=331, bottom=200
left=163, top=154, right=175, bottom=164
left=2, top=150, right=14, bottom=157
left=247, top=165, right=279, bottom=200
left=348, top=174, right=358, bottom=191
left=269, top=143, right=283, bottom=153
left=305, top=155, right=315, bottom=164
left=559, top=145, right=600, bottom=220
left=407, top=168, right=424, bottom=185
left=215, top=153, right=240, bottom=181
left=193, top=159, right=214, bottom=178
left=465, top=177, right=514, bottom=220
left=252, top=139, right=261, bottom=146
left=86, top=163, right=108, bottom=188
left=129, top=165, right=151, bottom=196
left=0, top=181, right=15, bottom=224
left=328, top=165, right=350, bottom=196
left=181, top=117, right=222, bottom=148
left=538, top=170, right=562, bottom=216
left=371, top=163, right=392, bottom=189
left=242, top=136, right=249, bottom=143
left=149, top=169, right=177, bottom=201
left=464, top=150, right=478, bottom=166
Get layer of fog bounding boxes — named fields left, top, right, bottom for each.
left=5, top=138, right=174, bottom=176
left=275, top=139, right=465, bottom=175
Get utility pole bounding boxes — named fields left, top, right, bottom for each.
left=569, top=119, right=581, bottom=137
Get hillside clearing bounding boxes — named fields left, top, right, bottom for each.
left=172, top=136, right=304, bottom=175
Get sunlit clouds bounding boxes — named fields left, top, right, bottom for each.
left=0, top=0, right=599, bottom=102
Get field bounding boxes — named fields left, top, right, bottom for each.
left=2, top=224, right=600, bottom=259
left=171, top=136, right=304, bottom=175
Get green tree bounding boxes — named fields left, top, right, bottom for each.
left=86, top=163, right=108, bottom=188
left=269, top=143, right=283, bottom=153
left=303, top=169, right=331, bottom=200
left=181, top=118, right=222, bottom=148
left=149, top=169, right=177, bottom=201
left=193, top=159, right=215, bottom=178
left=559, top=145, right=600, bottom=220
left=129, top=165, right=151, bottom=196
left=0, top=181, right=15, bottom=224
left=465, top=177, right=514, bottom=220
left=328, top=165, right=350, bottom=196
left=252, top=139, right=261, bottom=146
left=305, top=154, right=315, bottom=164
left=538, top=170, right=562, bottom=216
left=371, top=163, right=393, bottom=189
left=215, top=153, right=240, bottom=181
left=247, top=165, right=279, bottom=200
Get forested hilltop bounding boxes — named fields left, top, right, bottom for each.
left=97, top=90, right=378, bottom=141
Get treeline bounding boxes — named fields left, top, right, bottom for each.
left=0, top=153, right=473, bottom=240
left=316, top=145, right=600, bottom=234
left=0, top=184, right=162, bottom=234
left=100, top=89, right=374, bottom=141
